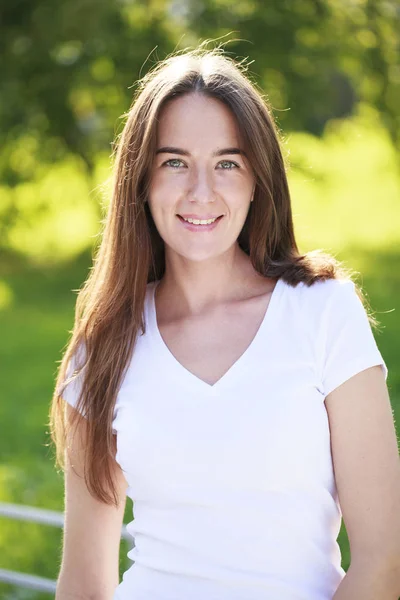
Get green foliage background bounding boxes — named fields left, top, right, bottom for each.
left=0, top=0, right=399, bottom=597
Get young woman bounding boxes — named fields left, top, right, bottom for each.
left=50, top=45, right=400, bottom=600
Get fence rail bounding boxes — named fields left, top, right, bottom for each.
left=0, top=502, right=133, bottom=594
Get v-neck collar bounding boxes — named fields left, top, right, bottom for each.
left=146, top=277, right=285, bottom=396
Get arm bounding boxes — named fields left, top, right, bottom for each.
left=56, top=403, right=128, bottom=600
left=332, top=560, right=399, bottom=600
left=325, top=365, right=400, bottom=600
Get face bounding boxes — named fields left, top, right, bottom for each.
left=147, top=93, right=255, bottom=263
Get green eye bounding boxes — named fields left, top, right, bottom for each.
left=163, top=159, right=184, bottom=168
left=162, top=159, right=239, bottom=169
left=219, top=160, right=239, bottom=169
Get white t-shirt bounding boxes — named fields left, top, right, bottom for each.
left=61, top=276, right=388, bottom=600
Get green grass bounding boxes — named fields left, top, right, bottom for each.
left=0, top=107, right=399, bottom=597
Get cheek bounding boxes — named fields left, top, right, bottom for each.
left=148, top=181, right=176, bottom=212
left=150, top=175, right=182, bottom=204
left=218, top=175, right=253, bottom=200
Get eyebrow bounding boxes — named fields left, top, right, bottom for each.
left=155, top=146, right=248, bottom=158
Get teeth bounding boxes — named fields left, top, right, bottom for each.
left=182, top=217, right=218, bottom=225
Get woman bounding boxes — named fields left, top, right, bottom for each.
left=50, top=45, right=400, bottom=600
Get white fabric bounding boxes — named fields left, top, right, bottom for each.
left=61, top=277, right=388, bottom=600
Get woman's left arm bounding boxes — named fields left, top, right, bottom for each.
left=325, top=364, right=400, bottom=599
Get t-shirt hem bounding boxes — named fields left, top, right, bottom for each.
left=322, top=355, right=387, bottom=399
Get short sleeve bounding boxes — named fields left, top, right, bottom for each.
left=316, top=280, right=388, bottom=398
left=57, top=342, right=88, bottom=418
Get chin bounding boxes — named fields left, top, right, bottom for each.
left=167, top=243, right=232, bottom=264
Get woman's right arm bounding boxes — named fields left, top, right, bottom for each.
left=56, top=403, right=128, bottom=600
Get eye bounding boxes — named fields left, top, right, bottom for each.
left=218, top=160, right=239, bottom=170
left=162, top=158, right=185, bottom=169
left=161, top=159, right=240, bottom=169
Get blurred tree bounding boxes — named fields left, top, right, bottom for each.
left=182, top=0, right=399, bottom=143
left=0, top=0, right=177, bottom=254
left=0, top=0, right=176, bottom=186
left=0, top=0, right=399, bottom=255
left=1, top=0, right=399, bottom=187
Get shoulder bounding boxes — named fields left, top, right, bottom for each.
left=295, top=276, right=354, bottom=299
left=282, top=276, right=355, bottom=316
left=280, top=277, right=363, bottom=353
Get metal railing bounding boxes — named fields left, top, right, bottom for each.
left=0, top=502, right=133, bottom=594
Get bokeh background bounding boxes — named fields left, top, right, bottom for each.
left=1, top=1, right=399, bottom=598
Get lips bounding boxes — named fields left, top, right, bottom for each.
left=177, top=214, right=223, bottom=220
left=177, top=215, right=223, bottom=223
left=176, top=214, right=224, bottom=231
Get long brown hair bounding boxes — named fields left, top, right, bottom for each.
left=49, top=42, right=379, bottom=507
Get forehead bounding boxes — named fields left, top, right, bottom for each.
left=157, top=94, right=242, bottom=145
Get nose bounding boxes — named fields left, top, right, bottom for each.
left=188, top=167, right=215, bottom=205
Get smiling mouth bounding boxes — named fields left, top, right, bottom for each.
left=177, top=215, right=224, bottom=223
left=176, top=214, right=224, bottom=230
